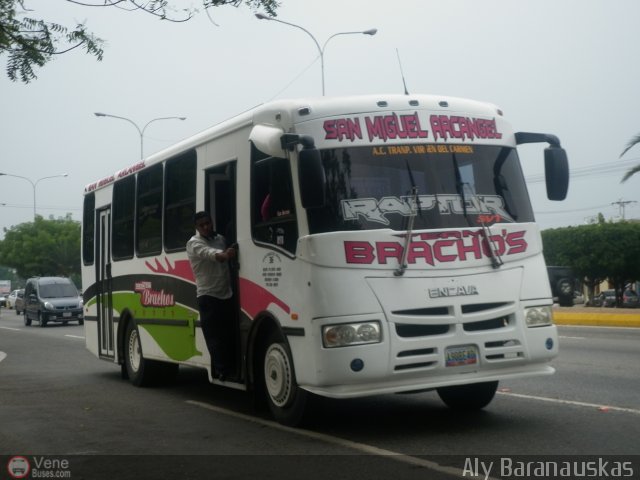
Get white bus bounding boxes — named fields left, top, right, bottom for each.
left=82, top=94, right=569, bottom=425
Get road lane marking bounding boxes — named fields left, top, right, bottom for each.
left=558, top=335, right=585, bottom=339
left=65, top=335, right=85, bottom=340
left=186, top=400, right=466, bottom=477
left=189, top=392, right=637, bottom=477
left=0, top=352, right=6, bottom=363
left=498, top=391, right=640, bottom=415
left=0, top=326, right=20, bottom=331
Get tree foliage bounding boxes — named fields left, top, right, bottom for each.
left=619, top=133, right=640, bottom=182
left=542, top=222, right=640, bottom=304
left=0, top=215, right=81, bottom=283
left=0, top=264, right=22, bottom=287
left=0, top=0, right=279, bottom=83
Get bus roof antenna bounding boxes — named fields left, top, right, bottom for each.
left=396, top=48, right=410, bottom=95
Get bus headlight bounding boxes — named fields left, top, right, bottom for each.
left=525, top=306, right=553, bottom=327
left=44, top=301, right=55, bottom=310
left=322, top=321, right=382, bottom=348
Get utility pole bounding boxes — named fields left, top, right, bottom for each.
left=611, top=198, right=637, bottom=220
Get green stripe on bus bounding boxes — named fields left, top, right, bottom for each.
left=87, top=292, right=203, bottom=361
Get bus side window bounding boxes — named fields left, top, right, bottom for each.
left=251, top=151, right=298, bottom=254
left=164, top=150, right=197, bottom=252
left=112, top=176, right=135, bottom=260
left=136, top=163, right=163, bottom=256
left=82, top=193, right=95, bottom=265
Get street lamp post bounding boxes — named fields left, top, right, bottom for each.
left=94, top=113, right=187, bottom=159
left=255, top=14, right=377, bottom=96
left=0, top=173, right=68, bottom=220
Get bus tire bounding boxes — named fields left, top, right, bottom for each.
left=262, top=330, right=309, bottom=426
left=38, top=312, right=47, bottom=328
left=124, top=321, right=158, bottom=387
left=437, top=381, right=499, bottom=411
left=24, top=312, right=31, bottom=326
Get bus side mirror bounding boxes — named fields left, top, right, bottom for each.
left=515, top=132, right=569, bottom=201
left=545, top=146, right=569, bottom=201
left=298, top=147, right=325, bottom=209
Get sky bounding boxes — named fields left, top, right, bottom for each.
left=1, top=0, right=640, bottom=239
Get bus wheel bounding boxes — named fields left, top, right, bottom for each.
left=38, top=312, right=47, bottom=328
left=125, top=322, right=155, bottom=387
left=262, top=330, right=308, bottom=426
left=24, top=312, right=31, bottom=326
left=437, top=381, right=499, bottom=410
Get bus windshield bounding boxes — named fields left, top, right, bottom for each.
left=307, top=144, right=535, bottom=234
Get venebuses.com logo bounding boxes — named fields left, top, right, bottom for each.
left=6, top=456, right=71, bottom=479
left=7, top=456, right=30, bottom=479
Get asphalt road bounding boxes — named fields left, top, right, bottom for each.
left=1, top=307, right=638, bottom=479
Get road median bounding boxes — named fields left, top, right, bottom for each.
left=553, top=306, right=640, bottom=328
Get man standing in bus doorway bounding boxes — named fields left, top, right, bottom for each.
left=186, top=211, right=237, bottom=382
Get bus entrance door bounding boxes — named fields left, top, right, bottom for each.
left=96, top=208, right=115, bottom=359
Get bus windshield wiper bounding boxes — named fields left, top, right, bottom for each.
left=395, top=186, right=418, bottom=277
left=452, top=153, right=469, bottom=220
left=453, top=154, right=503, bottom=269
left=479, top=214, right=503, bottom=269
left=395, top=160, right=420, bottom=277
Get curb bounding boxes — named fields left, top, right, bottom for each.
left=553, top=311, right=640, bottom=328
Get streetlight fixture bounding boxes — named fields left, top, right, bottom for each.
left=93, top=113, right=187, bottom=159
left=255, top=13, right=377, bottom=96
left=0, top=172, right=68, bottom=220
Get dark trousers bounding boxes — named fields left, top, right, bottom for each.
left=197, top=295, right=235, bottom=375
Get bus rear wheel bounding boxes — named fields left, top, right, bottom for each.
left=437, top=381, right=499, bottom=410
left=125, top=322, right=157, bottom=387
left=262, top=330, right=309, bottom=426
left=124, top=321, right=177, bottom=387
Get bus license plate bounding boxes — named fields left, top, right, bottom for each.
left=445, top=345, right=478, bottom=367
left=63, top=312, right=72, bottom=318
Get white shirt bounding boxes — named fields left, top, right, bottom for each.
left=186, top=233, right=232, bottom=299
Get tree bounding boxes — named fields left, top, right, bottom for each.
left=0, top=0, right=279, bottom=83
left=0, top=265, right=22, bottom=287
left=542, top=222, right=640, bottom=305
left=619, top=133, right=640, bottom=182
left=0, top=215, right=81, bottom=284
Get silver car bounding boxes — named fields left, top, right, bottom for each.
left=24, top=277, right=83, bottom=327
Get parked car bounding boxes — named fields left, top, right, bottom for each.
left=573, top=290, right=585, bottom=305
left=6, top=289, right=23, bottom=309
left=24, top=277, right=84, bottom=327
left=622, top=289, right=639, bottom=308
left=0, top=294, right=6, bottom=308
left=593, top=289, right=617, bottom=307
